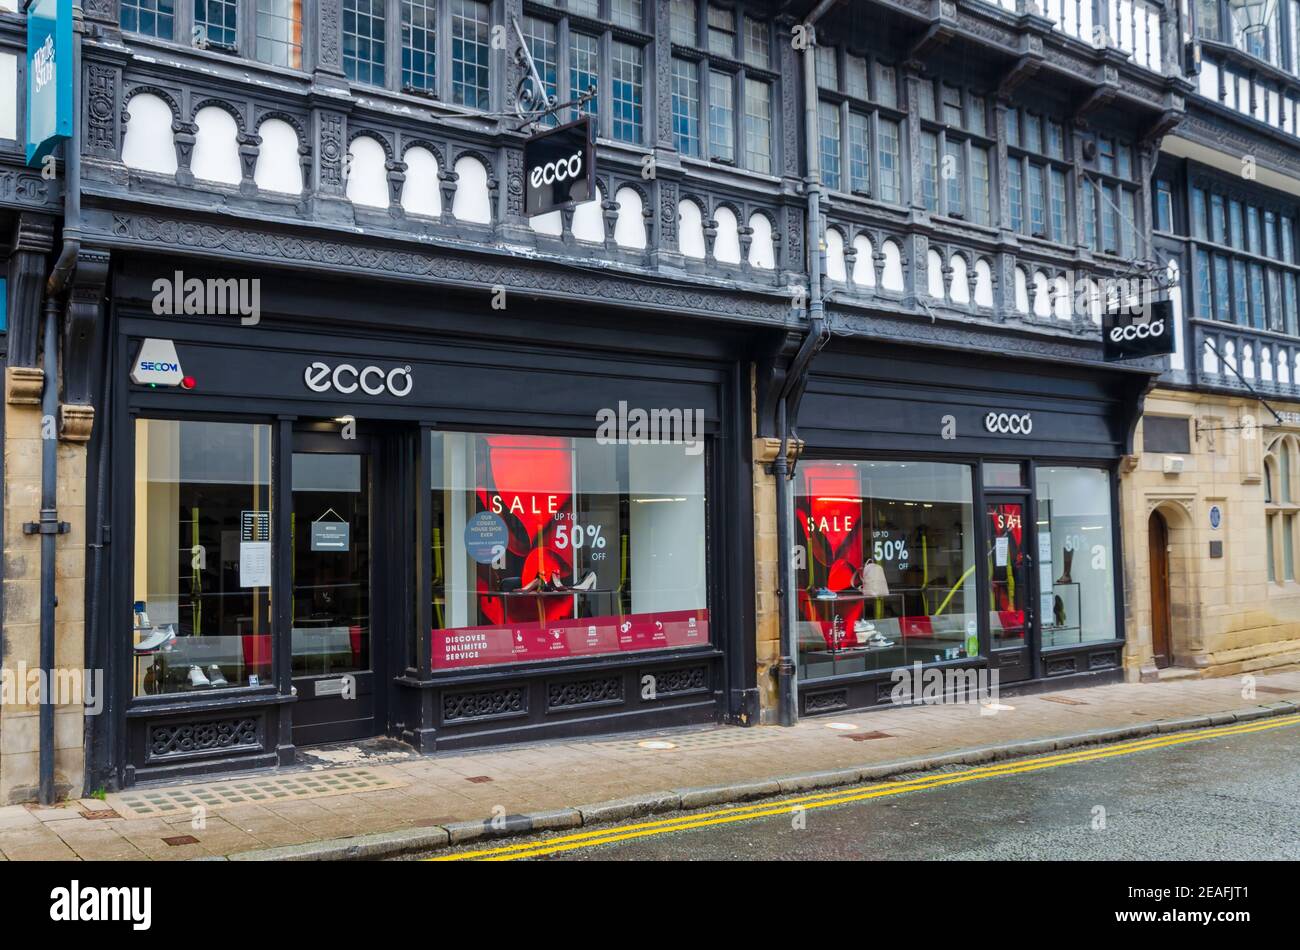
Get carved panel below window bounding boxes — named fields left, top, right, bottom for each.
left=147, top=717, right=260, bottom=760
left=442, top=687, right=527, bottom=723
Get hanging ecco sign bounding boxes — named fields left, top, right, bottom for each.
left=304, top=361, right=413, bottom=398
left=523, top=116, right=595, bottom=217
left=1102, top=299, right=1175, bottom=361
left=985, top=412, right=1033, bottom=435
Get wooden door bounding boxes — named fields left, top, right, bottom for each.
left=1148, top=511, right=1172, bottom=669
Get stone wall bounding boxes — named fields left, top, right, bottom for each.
left=1, top=374, right=88, bottom=803
left=1119, top=388, right=1300, bottom=681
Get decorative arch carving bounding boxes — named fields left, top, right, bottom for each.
left=191, top=97, right=247, bottom=133
left=349, top=128, right=395, bottom=160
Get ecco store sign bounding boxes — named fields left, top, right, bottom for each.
left=1102, top=299, right=1175, bottom=362
left=304, top=361, right=414, bottom=398
left=523, top=117, right=595, bottom=217
left=1109, top=320, right=1164, bottom=342
left=985, top=411, right=1033, bottom=435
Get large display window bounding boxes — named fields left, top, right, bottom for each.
left=131, top=419, right=274, bottom=695
left=429, top=432, right=709, bottom=668
left=795, top=460, right=978, bottom=681
left=1035, top=466, right=1118, bottom=645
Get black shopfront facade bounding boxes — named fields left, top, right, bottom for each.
left=86, top=255, right=757, bottom=788
left=791, top=336, right=1152, bottom=715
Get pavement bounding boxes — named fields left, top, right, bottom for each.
left=1, top=669, right=1298, bottom=861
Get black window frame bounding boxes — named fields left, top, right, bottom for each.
left=525, top=1, right=652, bottom=144
left=815, top=43, right=905, bottom=207
left=670, top=1, right=779, bottom=172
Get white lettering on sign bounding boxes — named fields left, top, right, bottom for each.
left=32, top=35, right=55, bottom=94
left=984, top=412, right=1033, bottom=435
left=1109, top=319, right=1165, bottom=342
left=529, top=151, right=583, bottom=191
left=304, top=361, right=413, bottom=398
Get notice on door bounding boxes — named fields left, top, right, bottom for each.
left=241, top=509, right=270, bottom=542
left=240, top=541, right=271, bottom=587
left=994, top=536, right=1009, bottom=567
left=311, top=521, right=350, bottom=552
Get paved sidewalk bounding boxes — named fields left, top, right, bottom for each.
left=2, top=670, right=1298, bottom=860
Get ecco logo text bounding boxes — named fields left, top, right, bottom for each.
left=303, top=361, right=414, bottom=398
left=1109, top=319, right=1165, bottom=342
left=985, top=412, right=1033, bottom=435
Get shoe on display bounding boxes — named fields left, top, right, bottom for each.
left=571, top=572, right=597, bottom=591
left=1055, top=548, right=1074, bottom=585
left=867, top=633, right=894, bottom=648
left=518, top=575, right=543, bottom=593
left=187, top=665, right=211, bottom=688
left=853, top=620, right=877, bottom=636
left=814, top=588, right=838, bottom=600
left=207, top=665, right=229, bottom=688
left=134, top=624, right=176, bottom=653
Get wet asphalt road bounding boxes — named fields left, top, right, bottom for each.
left=425, top=720, right=1300, bottom=861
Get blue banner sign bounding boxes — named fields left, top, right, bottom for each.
left=26, top=0, right=74, bottom=167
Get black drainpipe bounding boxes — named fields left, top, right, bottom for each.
left=28, top=1, right=83, bottom=805
left=775, top=0, right=839, bottom=727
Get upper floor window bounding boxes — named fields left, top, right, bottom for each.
left=1196, top=0, right=1221, bottom=41
left=1233, top=3, right=1282, bottom=66
left=815, top=46, right=902, bottom=205
left=1189, top=177, right=1300, bottom=334
left=918, top=80, right=992, bottom=225
left=671, top=3, right=777, bottom=172
left=123, top=0, right=302, bottom=69
left=121, top=0, right=177, bottom=40
left=1154, top=177, right=1175, bottom=233
left=1007, top=107, right=1067, bottom=242
left=525, top=4, right=649, bottom=145
left=1081, top=134, right=1140, bottom=258
left=257, top=0, right=303, bottom=68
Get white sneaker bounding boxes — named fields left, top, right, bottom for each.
left=134, top=624, right=176, bottom=653
left=187, top=665, right=211, bottom=688
left=853, top=620, right=877, bottom=636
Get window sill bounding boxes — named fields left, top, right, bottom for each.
left=125, top=685, right=290, bottom=716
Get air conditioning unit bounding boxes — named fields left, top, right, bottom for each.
left=1163, top=455, right=1185, bottom=475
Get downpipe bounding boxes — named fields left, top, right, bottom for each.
left=775, top=0, right=839, bottom=728
left=32, top=3, right=83, bottom=805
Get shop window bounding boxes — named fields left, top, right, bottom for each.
left=794, top=461, right=978, bottom=682
left=1036, top=467, right=1117, bottom=647
left=132, top=420, right=273, bottom=696
left=430, top=432, right=708, bottom=669
left=1142, top=415, right=1191, bottom=454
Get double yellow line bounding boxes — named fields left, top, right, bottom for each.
left=430, top=712, right=1300, bottom=861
